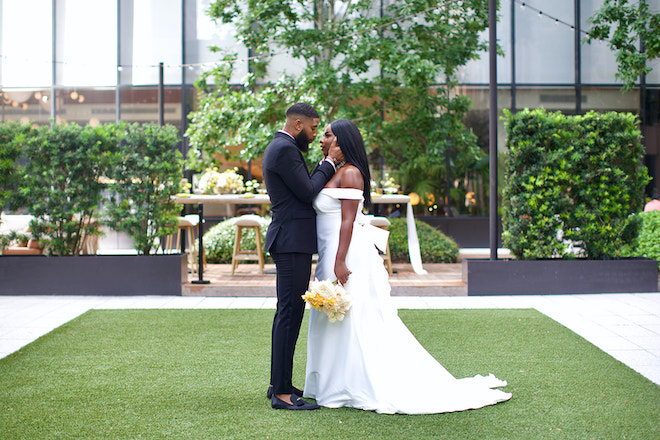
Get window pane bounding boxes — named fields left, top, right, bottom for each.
left=130, top=0, right=182, bottom=85
left=184, top=0, right=248, bottom=84
left=581, top=0, right=621, bottom=85
left=119, top=86, right=182, bottom=127
left=0, top=89, right=51, bottom=125
left=1, top=0, right=52, bottom=87
left=457, top=3, right=511, bottom=85
left=55, top=0, right=117, bottom=87
left=515, top=0, right=574, bottom=84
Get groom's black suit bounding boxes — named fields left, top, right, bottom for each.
left=262, top=131, right=335, bottom=395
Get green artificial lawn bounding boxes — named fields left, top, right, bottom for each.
left=1, top=309, right=659, bottom=439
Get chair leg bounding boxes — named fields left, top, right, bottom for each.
left=385, top=243, right=393, bottom=275
left=231, top=226, right=243, bottom=275
left=256, top=229, right=264, bottom=274
left=187, top=226, right=197, bottom=274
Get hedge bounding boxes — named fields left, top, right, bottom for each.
left=634, top=211, right=660, bottom=269
left=388, top=217, right=459, bottom=263
left=203, top=217, right=270, bottom=264
left=502, top=109, right=649, bottom=260
left=202, top=216, right=459, bottom=265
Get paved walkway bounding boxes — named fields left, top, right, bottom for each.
left=1, top=291, right=659, bottom=386
left=183, top=263, right=467, bottom=296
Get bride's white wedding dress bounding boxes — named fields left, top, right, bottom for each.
left=304, top=188, right=512, bottom=414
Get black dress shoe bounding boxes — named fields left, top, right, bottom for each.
left=271, top=394, right=320, bottom=411
left=266, top=385, right=303, bottom=399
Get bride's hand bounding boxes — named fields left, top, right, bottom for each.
left=334, top=260, right=352, bottom=285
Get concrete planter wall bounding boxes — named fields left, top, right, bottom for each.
left=417, top=216, right=502, bottom=248
left=0, top=254, right=188, bottom=295
left=465, top=258, right=659, bottom=295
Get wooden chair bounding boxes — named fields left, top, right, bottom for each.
left=370, top=216, right=393, bottom=275
left=165, top=215, right=202, bottom=273
left=231, top=215, right=265, bottom=275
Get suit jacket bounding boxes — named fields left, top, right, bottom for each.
left=262, top=132, right=335, bottom=254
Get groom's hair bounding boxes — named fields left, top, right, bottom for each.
left=286, top=102, right=319, bottom=119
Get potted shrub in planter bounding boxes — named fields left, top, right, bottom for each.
left=0, top=121, right=29, bottom=253
left=0, top=122, right=186, bottom=296
left=466, top=109, right=658, bottom=295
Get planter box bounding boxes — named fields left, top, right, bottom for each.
left=465, top=258, right=659, bottom=296
left=0, top=254, right=188, bottom=296
left=417, top=216, right=502, bottom=248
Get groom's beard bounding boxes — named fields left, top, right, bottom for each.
left=295, top=131, right=310, bottom=153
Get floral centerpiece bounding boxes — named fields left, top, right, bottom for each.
left=197, top=167, right=245, bottom=194
left=380, top=173, right=400, bottom=194
left=302, top=278, right=353, bottom=322
left=243, top=179, right=261, bottom=194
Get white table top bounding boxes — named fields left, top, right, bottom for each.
left=173, top=193, right=411, bottom=205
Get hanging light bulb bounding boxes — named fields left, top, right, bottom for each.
left=70, top=91, right=79, bottom=100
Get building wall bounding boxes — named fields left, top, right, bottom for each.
left=1, top=0, right=658, bottom=193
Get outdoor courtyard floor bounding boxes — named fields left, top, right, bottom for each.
left=1, top=262, right=659, bottom=386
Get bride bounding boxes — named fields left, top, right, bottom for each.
left=303, top=119, right=512, bottom=414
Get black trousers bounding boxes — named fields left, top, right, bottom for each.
left=270, top=252, right=312, bottom=395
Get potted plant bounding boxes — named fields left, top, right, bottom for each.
left=0, top=122, right=186, bottom=296
left=0, top=121, right=29, bottom=254
left=104, top=123, right=183, bottom=255
left=466, top=109, right=658, bottom=295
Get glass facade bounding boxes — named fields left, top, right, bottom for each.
left=0, top=0, right=658, bottom=194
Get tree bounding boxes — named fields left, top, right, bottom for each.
left=586, top=0, right=660, bottom=91
left=188, top=0, right=489, bottom=212
left=105, top=123, right=183, bottom=255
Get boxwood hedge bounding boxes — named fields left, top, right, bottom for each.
left=202, top=216, right=459, bottom=264
left=502, top=109, right=649, bottom=260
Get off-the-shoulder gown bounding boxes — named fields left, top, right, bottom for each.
left=304, top=188, right=512, bottom=414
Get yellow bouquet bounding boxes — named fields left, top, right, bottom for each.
left=302, top=278, right=353, bottom=322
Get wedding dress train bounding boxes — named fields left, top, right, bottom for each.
left=304, top=188, right=512, bottom=414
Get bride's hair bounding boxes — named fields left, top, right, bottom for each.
left=330, top=119, right=371, bottom=208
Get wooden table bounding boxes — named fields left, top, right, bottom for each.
left=173, top=193, right=426, bottom=283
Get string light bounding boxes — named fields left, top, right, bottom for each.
left=513, top=0, right=596, bottom=39
left=0, top=1, right=466, bottom=74
left=0, top=1, right=607, bottom=76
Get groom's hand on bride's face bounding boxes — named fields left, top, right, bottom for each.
left=327, top=144, right=343, bottom=163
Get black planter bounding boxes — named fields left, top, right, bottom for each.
left=0, top=254, right=188, bottom=295
left=465, top=258, right=659, bottom=296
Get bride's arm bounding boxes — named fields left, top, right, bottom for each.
left=334, top=167, right=363, bottom=285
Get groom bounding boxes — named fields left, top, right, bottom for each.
left=262, top=103, right=341, bottom=410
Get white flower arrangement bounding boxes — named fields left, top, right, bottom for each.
left=380, top=173, right=400, bottom=194
left=243, top=179, right=261, bottom=194
left=302, top=278, right=353, bottom=322
left=197, top=167, right=245, bottom=194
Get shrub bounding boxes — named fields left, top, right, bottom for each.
left=635, top=211, right=660, bottom=269
left=0, top=122, right=30, bottom=212
left=104, top=123, right=183, bottom=255
left=502, top=109, right=649, bottom=260
left=388, top=217, right=458, bottom=263
left=203, top=217, right=270, bottom=264
left=21, top=123, right=119, bottom=256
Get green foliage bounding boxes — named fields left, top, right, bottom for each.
left=186, top=59, right=310, bottom=170
left=202, top=217, right=270, bottom=264
left=104, top=123, right=183, bottom=255
left=0, top=122, right=30, bottom=212
left=502, top=109, right=650, bottom=260
left=635, top=211, right=660, bottom=268
left=188, top=0, right=489, bottom=201
left=585, top=0, right=660, bottom=91
left=388, top=217, right=458, bottom=263
left=21, top=123, right=120, bottom=256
